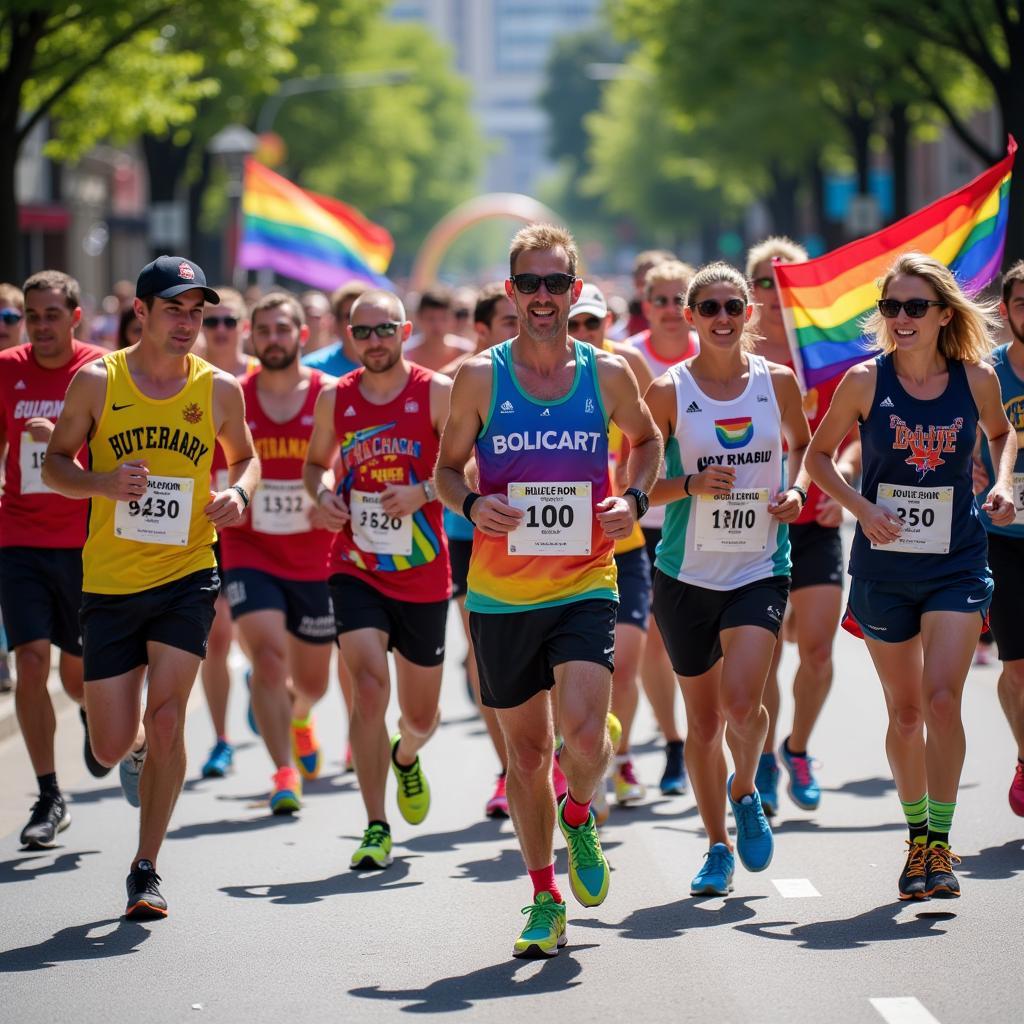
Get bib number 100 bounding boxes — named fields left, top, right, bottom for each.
left=526, top=504, right=575, bottom=530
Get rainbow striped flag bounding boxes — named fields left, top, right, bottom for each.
left=238, top=159, right=393, bottom=290
left=775, top=137, right=1016, bottom=390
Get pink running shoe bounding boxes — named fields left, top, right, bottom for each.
left=485, top=774, right=509, bottom=819
left=552, top=749, right=568, bottom=803
left=1010, top=761, right=1024, bottom=817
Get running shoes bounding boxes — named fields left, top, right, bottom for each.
left=269, top=765, right=301, bottom=814
left=291, top=716, right=322, bottom=779
left=513, top=891, right=567, bottom=959
left=351, top=823, right=393, bottom=870
left=391, top=734, right=430, bottom=825
left=119, top=743, right=147, bottom=808
left=125, top=859, right=167, bottom=920
left=755, top=752, right=780, bottom=817
left=728, top=773, right=774, bottom=872
left=612, top=758, right=646, bottom=805
left=79, top=708, right=111, bottom=778
left=779, top=739, right=821, bottom=811
left=201, top=739, right=234, bottom=779
left=660, top=739, right=688, bottom=795
left=485, top=773, right=509, bottom=819
left=690, top=843, right=735, bottom=897
left=557, top=798, right=610, bottom=907
left=898, top=839, right=928, bottom=901
left=20, top=792, right=70, bottom=849
left=1009, top=761, right=1024, bottom=817
left=925, top=845, right=961, bottom=899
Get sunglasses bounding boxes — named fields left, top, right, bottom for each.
left=0, top=308, right=23, bottom=325
left=454, top=308, right=471, bottom=320
left=650, top=295, right=686, bottom=308
left=877, top=298, right=946, bottom=319
left=752, top=277, right=775, bottom=291
left=351, top=321, right=401, bottom=340
left=693, top=298, right=747, bottom=318
left=203, top=316, right=238, bottom=329
left=568, top=316, right=602, bottom=332
left=510, top=273, right=576, bottom=295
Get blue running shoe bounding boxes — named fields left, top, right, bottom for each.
left=690, top=843, right=735, bottom=896
left=755, top=752, right=780, bottom=817
left=244, top=667, right=259, bottom=736
left=119, top=743, right=147, bottom=809
left=660, top=739, right=688, bottom=796
left=728, top=773, right=773, bottom=872
left=201, top=739, right=234, bottom=779
left=779, top=739, right=820, bottom=811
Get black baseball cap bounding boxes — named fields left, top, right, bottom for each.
left=136, top=255, right=220, bottom=304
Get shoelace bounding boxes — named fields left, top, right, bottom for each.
left=789, top=754, right=813, bottom=787
left=928, top=846, right=961, bottom=875
left=398, top=763, right=424, bottom=798
left=702, top=847, right=731, bottom=876
left=360, top=826, right=388, bottom=849
left=27, top=794, right=61, bottom=825
left=618, top=761, right=641, bottom=786
left=903, top=841, right=927, bottom=879
left=131, top=866, right=163, bottom=896
left=520, top=899, right=562, bottom=932
left=565, top=819, right=603, bottom=869
left=734, top=798, right=767, bottom=840
left=292, top=725, right=316, bottom=756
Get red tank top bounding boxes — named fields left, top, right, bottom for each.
left=209, top=356, right=258, bottom=491
left=219, top=370, right=332, bottom=580
left=0, top=340, right=106, bottom=548
left=330, top=365, right=450, bottom=601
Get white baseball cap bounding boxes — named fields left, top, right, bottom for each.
left=569, top=282, right=607, bottom=319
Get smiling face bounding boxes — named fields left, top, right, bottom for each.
left=881, top=274, right=953, bottom=354
left=349, top=298, right=410, bottom=374
left=24, top=288, right=80, bottom=361
left=684, top=281, right=752, bottom=352
left=505, top=246, right=582, bottom=344
left=643, top=278, right=690, bottom=342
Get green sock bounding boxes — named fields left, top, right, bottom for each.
left=901, top=793, right=928, bottom=845
left=927, top=797, right=956, bottom=848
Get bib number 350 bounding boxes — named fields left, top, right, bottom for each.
left=873, top=483, right=953, bottom=554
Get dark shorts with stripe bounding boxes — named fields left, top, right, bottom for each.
left=789, top=522, right=844, bottom=592
left=615, top=545, right=651, bottom=630
left=224, top=568, right=335, bottom=644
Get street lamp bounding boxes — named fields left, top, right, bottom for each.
left=207, top=123, right=259, bottom=289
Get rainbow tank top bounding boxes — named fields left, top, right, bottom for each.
left=466, top=339, right=617, bottom=613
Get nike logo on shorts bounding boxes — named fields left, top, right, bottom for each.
left=603, top=645, right=614, bottom=655
left=967, top=595, right=987, bottom=604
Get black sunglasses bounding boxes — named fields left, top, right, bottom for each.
left=751, top=276, right=775, bottom=291
left=203, top=316, right=238, bottom=329
left=510, top=273, right=576, bottom=295
left=568, top=316, right=602, bottom=331
left=694, top=298, right=747, bottom=318
left=0, top=308, right=23, bottom=325
left=351, top=321, right=401, bottom=340
left=453, top=308, right=471, bottom=320
left=877, top=298, right=946, bottom=319
left=650, top=294, right=686, bottom=308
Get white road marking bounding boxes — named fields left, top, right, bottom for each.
left=870, top=997, right=941, bottom=1024
left=771, top=878, right=821, bottom=897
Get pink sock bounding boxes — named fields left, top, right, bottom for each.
left=528, top=863, right=562, bottom=903
left=563, top=791, right=591, bottom=828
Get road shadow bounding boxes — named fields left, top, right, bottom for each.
left=0, top=918, right=152, bottom=972
left=0, top=850, right=98, bottom=885
left=823, top=776, right=896, bottom=799
left=453, top=841, right=622, bottom=886
left=302, top=772, right=358, bottom=795
left=734, top=900, right=955, bottom=949
left=574, top=895, right=767, bottom=940
left=167, top=814, right=299, bottom=840
left=220, top=855, right=421, bottom=905
left=402, top=818, right=510, bottom=854
left=959, top=839, right=1024, bottom=880
left=349, top=944, right=596, bottom=1012
left=64, top=785, right=123, bottom=806
left=771, top=819, right=905, bottom=836
left=600, top=801, right=699, bottom=828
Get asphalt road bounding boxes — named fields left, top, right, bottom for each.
left=1, top=612, right=1021, bottom=1023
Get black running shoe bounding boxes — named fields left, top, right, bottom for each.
left=925, top=845, right=961, bottom=899
left=898, top=840, right=928, bottom=900
left=80, top=707, right=112, bottom=778
left=20, top=792, right=71, bottom=849
left=125, top=860, right=168, bottom=920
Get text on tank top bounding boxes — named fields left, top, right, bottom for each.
left=979, top=343, right=1024, bottom=539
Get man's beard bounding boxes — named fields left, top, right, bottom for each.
left=258, top=346, right=298, bottom=370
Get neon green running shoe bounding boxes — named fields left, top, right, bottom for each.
left=557, top=798, right=610, bottom=907
left=513, top=891, right=567, bottom=959
left=390, top=733, right=431, bottom=825
left=351, top=823, right=393, bottom=870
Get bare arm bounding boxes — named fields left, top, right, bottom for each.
left=302, top=383, right=349, bottom=531
left=205, top=373, right=260, bottom=528
left=967, top=361, right=1016, bottom=526
left=769, top=364, right=812, bottom=523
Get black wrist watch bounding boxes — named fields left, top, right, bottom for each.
left=789, top=485, right=808, bottom=506
left=230, top=484, right=250, bottom=509
left=624, top=487, right=649, bottom=520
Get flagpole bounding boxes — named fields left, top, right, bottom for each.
left=772, top=257, right=807, bottom=394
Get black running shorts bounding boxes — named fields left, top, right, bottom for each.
left=614, top=545, right=651, bottom=631
left=984, top=532, right=1024, bottom=661
left=789, top=522, right=844, bottom=592
left=223, top=568, right=335, bottom=644
left=449, top=538, right=472, bottom=600
left=0, top=546, right=84, bottom=655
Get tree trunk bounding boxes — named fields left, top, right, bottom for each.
left=847, top=108, right=873, bottom=195
left=766, top=162, right=800, bottom=237
left=0, top=142, right=20, bottom=283
left=889, top=102, right=909, bottom=221
left=999, top=83, right=1024, bottom=271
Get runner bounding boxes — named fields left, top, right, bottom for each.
left=42, top=254, right=260, bottom=919
left=647, top=261, right=810, bottom=897
left=0, top=281, right=24, bottom=350
left=436, top=224, right=662, bottom=958
left=630, top=259, right=698, bottom=796
left=195, top=287, right=258, bottom=779
left=970, top=258, right=1024, bottom=815
left=404, top=286, right=474, bottom=371
left=0, top=271, right=107, bottom=848
left=806, top=252, right=1016, bottom=900
left=746, top=236, right=856, bottom=816
left=304, top=288, right=452, bottom=870
left=568, top=282, right=655, bottom=816
left=220, top=292, right=334, bottom=814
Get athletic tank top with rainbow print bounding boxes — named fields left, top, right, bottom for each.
left=466, top=339, right=617, bottom=613
left=603, top=340, right=644, bottom=556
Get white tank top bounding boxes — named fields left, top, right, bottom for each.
left=655, top=354, right=791, bottom=590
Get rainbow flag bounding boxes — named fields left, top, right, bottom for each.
left=715, top=417, right=754, bottom=449
left=238, top=159, right=393, bottom=290
left=775, top=137, right=1016, bottom=390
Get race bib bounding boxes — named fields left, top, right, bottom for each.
left=873, top=483, right=953, bottom=554
left=18, top=435, right=51, bottom=495
left=114, top=475, right=193, bottom=546
left=251, top=479, right=309, bottom=535
left=350, top=490, right=412, bottom=556
left=694, top=488, right=771, bottom=552
left=1013, top=472, right=1024, bottom=526
left=506, top=482, right=592, bottom=556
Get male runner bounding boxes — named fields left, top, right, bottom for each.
left=42, top=254, right=259, bottom=919
left=304, top=289, right=452, bottom=869
left=567, top=282, right=655, bottom=815
left=0, top=271, right=107, bottom=848
left=436, top=224, right=662, bottom=958
left=629, top=259, right=698, bottom=795
left=302, top=281, right=370, bottom=378
left=404, top=286, right=474, bottom=371
left=0, top=282, right=24, bottom=350
left=220, top=292, right=334, bottom=813
left=300, top=290, right=333, bottom=354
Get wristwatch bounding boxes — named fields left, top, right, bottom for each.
left=789, top=485, right=808, bottom=506
left=422, top=479, right=437, bottom=502
left=624, top=486, right=650, bottom=520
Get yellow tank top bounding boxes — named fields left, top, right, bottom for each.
left=83, top=350, right=218, bottom=594
left=604, top=341, right=645, bottom=556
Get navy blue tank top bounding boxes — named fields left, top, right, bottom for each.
left=850, top=353, right=987, bottom=581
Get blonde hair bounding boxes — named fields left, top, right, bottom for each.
left=745, top=236, right=808, bottom=279
left=643, top=259, right=696, bottom=300
left=686, top=262, right=758, bottom=352
left=862, top=252, right=1000, bottom=364
left=0, top=283, right=23, bottom=310
left=509, top=223, right=578, bottom=277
